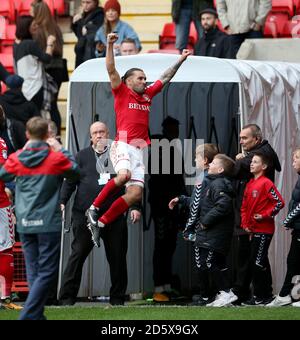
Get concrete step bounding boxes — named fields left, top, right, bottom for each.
left=119, top=0, right=171, bottom=14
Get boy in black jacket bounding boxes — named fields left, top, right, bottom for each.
left=194, top=154, right=238, bottom=307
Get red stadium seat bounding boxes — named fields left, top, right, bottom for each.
left=265, top=12, right=289, bottom=36
left=18, top=0, right=55, bottom=17
left=271, top=0, right=294, bottom=17
left=159, top=22, right=196, bottom=50
left=282, top=17, right=300, bottom=37
left=264, top=20, right=279, bottom=37
left=0, top=1, right=15, bottom=23
left=189, top=21, right=198, bottom=43
left=17, top=0, right=32, bottom=16
left=53, top=0, right=65, bottom=16
left=13, top=0, right=22, bottom=10
left=294, top=0, right=300, bottom=14
left=0, top=53, right=14, bottom=73
left=0, top=24, right=16, bottom=54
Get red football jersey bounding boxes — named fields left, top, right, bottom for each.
left=112, top=80, right=163, bottom=148
left=0, top=138, right=10, bottom=208
left=241, top=175, right=284, bottom=234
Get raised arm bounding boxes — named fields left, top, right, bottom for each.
left=159, top=49, right=191, bottom=86
left=106, top=33, right=121, bottom=89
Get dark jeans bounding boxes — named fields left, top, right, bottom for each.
left=59, top=211, right=128, bottom=305
left=19, top=232, right=61, bottom=320
left=195, top=247, right=230, bottom=298
left=279, top=231, right=300, bottom=297
left=175, top=7, right=203, bottom=51
left=250, top=233, right=273, bottom=299
left=152, top=212, right=178, bottom=287
left=233, top=234, right=253, bottom=301
left=230, top=30, right=264, bottom=57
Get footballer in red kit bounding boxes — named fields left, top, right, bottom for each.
left=86, top=32, right=191, bottom=247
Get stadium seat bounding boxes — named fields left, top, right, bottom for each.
left=282, top=17, right=300, bottom=37
left=264, top=20, right=279, bottom=37
left=0, top=24, right=16, bottom=54
left=293, top=0, right=300, bottom=14
left=271, top=0, right=294, bottom=17
left=159, top=22, right=196, bottom=50
left=0, top=53, right=14, bottom=73
left=147, top=49, right=180, bottom=54
left=53, top=0, right=66, bottom=16
left=17, top=0, right=32, bottom=16
left=18, top=0, right=55, bottom=17
left=0, top=1, right=15, bottom=23
left=265, top=12, right=289, bottom=36
left=159, top=22, right=176, bottom=49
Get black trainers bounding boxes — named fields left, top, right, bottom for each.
left=87, top=222, right=101, bottom=247
left=182, top=228, right=196, bottom=242
left=242, top=296, right=274, bottom=306
left=85, top=205, right=99, bottom=227
left=190, top=296, right=213, bottom=306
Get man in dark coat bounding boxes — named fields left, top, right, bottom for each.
left=59, top=121, right=141, bottom=306
left=232, top=124, right=281, bottom=304
left=72, top=0, right=104, bottom=67
left=194, top=8, right=233, bottom=58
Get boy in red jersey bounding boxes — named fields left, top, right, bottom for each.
left=0, top=132, right=22, bottom=310
left=241, top=151, right=285, bottom=306
left=86, top=32, right=191, bottom=247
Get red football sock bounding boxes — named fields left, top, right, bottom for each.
left=0, top=249, right=14, bottom=298
left=93, top=178, right=122, bottom=208
left=99, top=196, right=129, bottom=225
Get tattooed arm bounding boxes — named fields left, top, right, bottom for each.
left=159, top=49, right=191, bottom=86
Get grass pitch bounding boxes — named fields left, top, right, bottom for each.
left=1, top=305, right=300, bottom=320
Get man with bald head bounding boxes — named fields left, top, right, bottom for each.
left=58, top=121, right=141, bottom=306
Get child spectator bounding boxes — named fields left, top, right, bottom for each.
left=168, top=143, right=218, bottom=242
left=267, top=147, right=300, bottom=307
left=194, top=154, right=237, bottom=307
left=241, top=151, right=285, bottom=306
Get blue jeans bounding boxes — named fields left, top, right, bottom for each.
left=175, top=8, right=203, bottom=51
left=19, top=232, right=61, bottom=320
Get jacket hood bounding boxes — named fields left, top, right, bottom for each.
left=2, top=89, right=27, bottom=105
left=18, top=141, right=50, bottom=168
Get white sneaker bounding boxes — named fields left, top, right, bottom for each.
left=292, top=300, right=300, bottom=307
left=206, top=290, right=238, bottom=307
left=266, top=295, right=292, bottom=307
